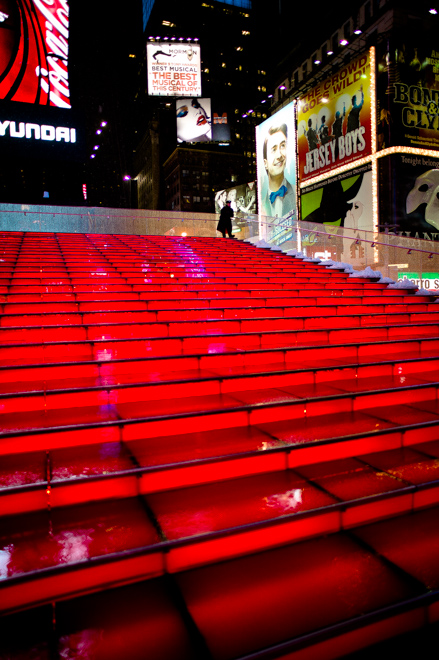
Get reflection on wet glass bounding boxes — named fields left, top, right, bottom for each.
left=55, top=530, right=92, bottom=564
left=258, top=439, right=287, bottom=451
left=265, top=488, right=303, bottom=511
left=0, top=547, right=12, bottom=579
left=207, top=343, right=228, bottom=353
left=59, top=629, right=103, bottom=659
left=95, top=349, right=114, bottom=361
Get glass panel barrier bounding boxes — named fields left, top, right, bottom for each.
left=294, top=220, right=439, bottom=292
left=0, top=203, right=260, bottom=240
left=1, top=202, right=438, bottom=292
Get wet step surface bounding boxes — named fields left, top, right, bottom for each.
left=1, top=446, right=439, bottom=588
left=1, top=232, right=439, bottom=658
left=2, top=509, right=438, bottom=659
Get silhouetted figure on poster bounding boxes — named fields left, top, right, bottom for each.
left=318, top=116, right=330, bottom=145
left=331, top=104, right=346, bottom=160
left=304, top=118, right=319, bottom=151
left=303, top=175, right=364, bottom=227
left=347, top=85, right=364, bottom=132
left=378, top=108, right=391, bottom=149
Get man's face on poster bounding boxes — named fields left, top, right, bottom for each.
left=264, top=130, right=287, bottom=180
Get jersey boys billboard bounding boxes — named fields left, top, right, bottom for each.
left=147, top=42, right=202, bottom=97
left=298, top=51, right=371, bottom=182
left=0, top=0, right=70, bottom=108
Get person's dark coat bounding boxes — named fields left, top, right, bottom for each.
left=217, top=204, right=234, bottom=236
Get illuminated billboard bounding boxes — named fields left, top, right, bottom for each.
left=379, top=153, right=439, bottom=238
left=377, top=33, right=439, bottom=150
left=176, top=98, right=231, bottom=143
left=297, top=51, right=371, bottom=182
left=176, top=98, right=212, bottom=142
left=147, top=42, right=201, bottom=97
left=215, top=182, right=256, bottom=215
left=255, top=103, right=297, bottom=243
left=301, top=163, right=372, bottom=231
left=211, top=105, right=231, bottom=142
left=0, top=0, right=71, bottom=108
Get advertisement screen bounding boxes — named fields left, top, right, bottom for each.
left=176, top=98, right=231, bottom=143
left=301, top=163, right=372, bottom=231
left=176, top=98, right=212, bottom=142
left=147, top=42, right=201, bottom=97
left=255, top=103, right=297, bottom=243
left=297, top=51, right=371, bottom=183
left=215, top=182, right=256, bottom=215
left=377, top=31, right=439, bottom=150
left=0, top=103, right=82, bottom=159
left=301, top=164, right=373, bottom=266
left=0, top=0, right=71, bottom=108
left=379, top=153, right=439, bottom=239
left=212, top=106, right=231, bottom=142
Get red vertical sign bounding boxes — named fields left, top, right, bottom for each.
left=0, top=0, right=70, bottom=107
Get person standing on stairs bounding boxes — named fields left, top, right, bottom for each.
left=217, top=199, right=235, bottom=238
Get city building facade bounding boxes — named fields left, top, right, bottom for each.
left=253, top=0, right=439, bottom=241
left=133, top=0, right=271, bottom=211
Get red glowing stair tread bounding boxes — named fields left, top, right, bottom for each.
left=176, top=532, right=422, bottom=660
left=127, top=426, right=282, bottom=468
left=0, top=366, right=220, bottom=396
left=360, top=447, right=439, bottom=485
left=0, top=451, right=46, bottom=488
left=224, top=386, right=302, bottom=406
left=0, top=405, right=120, bottom=433
left=277, top=381, right=353, bottom=397
left=116, top=393, right=243, bottom=419
left=1, top=232, right=439, bottom=658
left=0, top=349, right=95, bottom=369
left=256, top=410, right=397, bottom=445
left=356, top=345, right=427, bottom=363
left=371, top=402, right=439, bottom=425
left=98, top=367, right=217, bottom=387
left=92, top=339, right=186, bottom=360
left=414, top=439, right=439, bottom=457
left=354, top=506, right=439, bottom=590
left=0, top=378, right=50, bottom=395
left=0, top=313, right=81, bottom=327
left=50, top=442, right=134, bottom=481
left=330, top=373, right=431, bottom=392
left=147, top=470, right=337, bottom=541
left=55, top=578, right=198, bottom=660
left=408, top=398, right=439, bottom=415
left=0, top=374, right=104, bottom=395
left=295, top=456, right=404, bottom=500
left=0, top=498, right=159, bottom=579
left=207, top=360, right=294, bottom=376
left=1, top=579, right=198, bottom=660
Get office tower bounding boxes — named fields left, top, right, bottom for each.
left=133, top=0, right=273, bottom=210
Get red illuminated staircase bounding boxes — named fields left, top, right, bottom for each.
left=1, top=231, right=439, bottom=660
